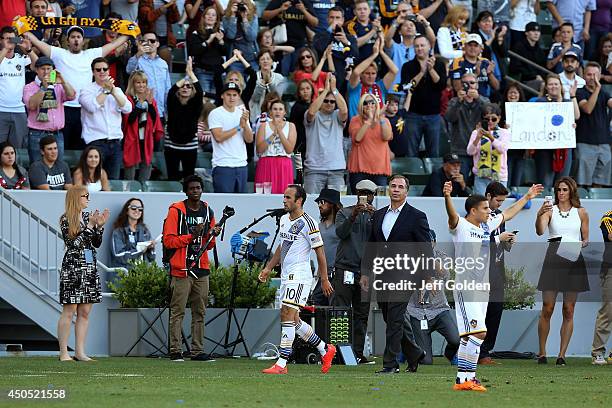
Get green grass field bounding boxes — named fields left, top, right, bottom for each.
left=0, top=357, right=610, bottom=408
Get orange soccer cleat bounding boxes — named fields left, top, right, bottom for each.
left=321, top=344, right=336, bottom=374
left=453, top=379, right=487, bottom=392
left=261, top=364, right=288, bottom=375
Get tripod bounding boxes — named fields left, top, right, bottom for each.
left=204, top=209, right=284, bottom=357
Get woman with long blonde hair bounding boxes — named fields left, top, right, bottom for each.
left=58, top=186, right=109, bottom=361
left=437, top=5, right=469, bottom=59
left=347, top=93, right=392, bottom=193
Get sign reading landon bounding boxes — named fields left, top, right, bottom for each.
left=505, top=102, right=576, bottom=149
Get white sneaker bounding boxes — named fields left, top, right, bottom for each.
left=592, top=355, right=607, bottom=365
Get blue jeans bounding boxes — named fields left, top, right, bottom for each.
left=349, top=172, right=388, bottom=195
left=194, top=68, right=216, bottom=95
left=405, top=113, right=440, bottom=157
left=212, top=165, right=248, bottom=193
left=28, top=129, right=64, bottom=163
left=473, top=176, right=506, bottom=195
left=507, top=153, right=525, bottom=187
left=281, top=51, right=299, bottom=77
left=88, top=139, right=122, bottom=180
left=303, top=168, right=346, bottom=195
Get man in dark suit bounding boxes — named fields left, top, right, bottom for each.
left=361, top=174, right=433, bottom=373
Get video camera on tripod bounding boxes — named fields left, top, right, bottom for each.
left=230, top=231, right=270, bottom=262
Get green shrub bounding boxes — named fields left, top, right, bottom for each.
left=503, top=266, right=536, bottom=310
left=208, top=262, right=277, bottom=308
left=108, top=260, right=170, bottom=308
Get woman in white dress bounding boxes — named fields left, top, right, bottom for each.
left=535, top=176, right=589, bottom=366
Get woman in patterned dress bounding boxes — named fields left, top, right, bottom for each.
left=58, top=186, right=109, bottom=361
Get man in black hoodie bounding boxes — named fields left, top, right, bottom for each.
left=509, top=22, right=547, bottom=90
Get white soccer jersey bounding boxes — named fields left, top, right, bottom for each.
left=450, top=214, right=504, bottom=286
left=279, top=212, right=323, bottom=279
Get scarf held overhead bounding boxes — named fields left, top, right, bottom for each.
left=12, top=16, right=141, bottom=37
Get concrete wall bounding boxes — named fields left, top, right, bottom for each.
left=6, top=190, right=612, bottom=357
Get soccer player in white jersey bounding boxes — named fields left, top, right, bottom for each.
left=258, top=184, right=336, bottom=374
left=443, top=181, right=542, bottom=391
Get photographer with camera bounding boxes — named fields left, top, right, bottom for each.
left=163, top=175, right=222, bottom=362
left=263, top=0, right=319, bottom=75
left=223, top=0, right=259, bottom=73
left=188, top=6, right=226, bottom=96
left=312, top=7, right=359, bottom=93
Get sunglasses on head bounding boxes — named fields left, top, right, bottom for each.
left=94, top=67, right=109, bottom=72
left=81, top=193, right=90, bottom=199
left=128, top=205, right=144, bottom=212
left=364, top=100, right=377, bottom=106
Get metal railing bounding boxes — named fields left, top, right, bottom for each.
left=0, top=189, right=126, bottom=302
left=0, top=189, right=63, bottom=298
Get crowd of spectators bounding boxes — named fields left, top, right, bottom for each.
left=0, top=0, right=611, bottom=196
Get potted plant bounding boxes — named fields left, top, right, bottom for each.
left=107, top=260, right=170, bottom=356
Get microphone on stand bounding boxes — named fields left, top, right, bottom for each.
left=266, top=208, right=287, bottom=218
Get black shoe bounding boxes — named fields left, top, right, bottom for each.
left=537, top=355, right=547, bottom=364
left=376, top=367, right=400, bottom=374
left=556, top=357, right=566, bottom=366
left=191, top=353, right=216, bottom=362
left=406, top=350, right=426, bottom=373
left=356, top=354, right=375, bottom=365
left=170, top=353, right=184, bottom=362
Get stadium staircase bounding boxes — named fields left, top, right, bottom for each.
left=0, top=188, right=67, bottom=351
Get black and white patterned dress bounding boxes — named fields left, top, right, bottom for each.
left=59, top=212, right=103, bottom=304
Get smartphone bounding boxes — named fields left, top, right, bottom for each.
left=9, top=36, right=23, bottom=45
left=358, top=196, right=367, bottom=205
left=512, top=230, right=519, bottom=235
left=544, top=195, right=553, bottom=205
left=334, top=25, right=342, bottom=34
left=481, top=118, right=489, bottom=132
left=49, top=70, right=57, bottom=84
left=462, top=82, right=470, bottom=92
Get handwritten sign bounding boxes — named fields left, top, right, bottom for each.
left=506, top=102, right=576, bottom=149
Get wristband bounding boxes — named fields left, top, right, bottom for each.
left=236, top=126, right=242, bottom=133
left=332, top=89, right=338, bottom=96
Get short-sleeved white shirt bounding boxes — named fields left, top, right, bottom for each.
left=50, top=47, right=103, bottom=108
left=450, top=214, right=504, bottom=285
left=0, top=54, right=30, bottom=112
left=208, top=105, right=248, bottom=168
left=279, top=212, right=323, bottom=279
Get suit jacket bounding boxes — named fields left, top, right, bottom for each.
left=367, top=201, right=434, bottom=293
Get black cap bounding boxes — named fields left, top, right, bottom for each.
left=315, top=188, right=341, bottom=205
left=525, top=22, right=540, bottom=32
left=35, top=56, right=55, bottom=68
left=221, top=82, right=241, bottom=95
left=443, top=153, right=461, bottom=164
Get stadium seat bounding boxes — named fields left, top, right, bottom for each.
left=196, top=151, right=212, bottom=169
left=16, top=148, right=29, bottom=169
left=63, top=150, right=82, bottom=169
left=422, top=157, right=443, bottom=173
left=408, top=185, right=425, bottom=197
left=247, top=161, right=256, bottom=182
left=521, top=158, right=537, bottom=185
left=588, top=188, right=612, bottom=200
left=143, top=180, right=183, bottom=192
left=391, top=157, right=429, bottom=185
left=109, top=180, right=143, bottom=192
left=151, top=152, right=168, bottom=180
left=169, top=72, right=183, bottom=85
